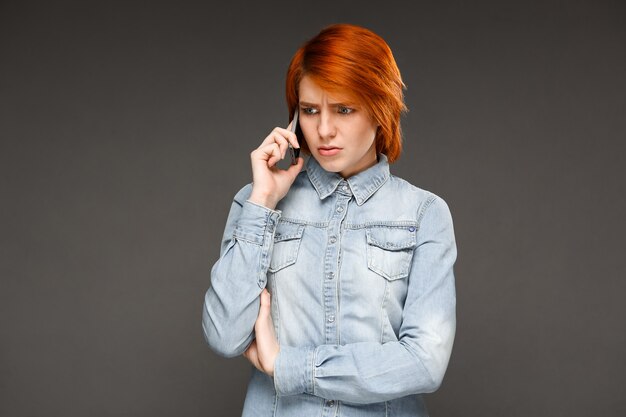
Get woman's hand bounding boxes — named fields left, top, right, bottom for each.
left=243, top=288, right=280, bottom=377
left=248, top=123, right=304, bottom=210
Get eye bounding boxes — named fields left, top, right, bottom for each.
left=301, top=107, right=318, bottom=115
left=338, top=106, right=354, bottom=115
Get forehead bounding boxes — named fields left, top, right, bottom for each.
left=298, top=75, right=354, bottom=104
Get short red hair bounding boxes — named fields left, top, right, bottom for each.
left=286, top=24, right=407, bottom=163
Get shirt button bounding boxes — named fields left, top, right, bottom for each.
left=329, top=236, right=337, bottom=244
left=336, top=206, right=344, bottom=213
left=327, top=315, right=335, bottom=323
left=327, top=400, right=335, bottom=407
left=327, top=272, right=334, bottom=280
left=342, top=185, right=349, bottom=192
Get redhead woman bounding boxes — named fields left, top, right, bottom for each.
left=202, top=23, right=457, bottom=417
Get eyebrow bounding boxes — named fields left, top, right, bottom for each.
left=299, top=101, right=353, bottom=107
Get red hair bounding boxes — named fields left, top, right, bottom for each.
left=286, top=24, right=408, bottom=163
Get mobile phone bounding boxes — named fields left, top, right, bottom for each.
left=288, top=108, right=301, bottom=165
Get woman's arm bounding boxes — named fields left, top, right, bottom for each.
left=202, top=119, right=302, bottom=359
left=202, top=183, right=282, bottom=358
left=273, top=196, right=457, bottom=404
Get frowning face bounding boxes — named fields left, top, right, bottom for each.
left=298, top=76, right=379, bottom=178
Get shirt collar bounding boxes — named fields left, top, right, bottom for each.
left=305, top=153, right=390, bottom=205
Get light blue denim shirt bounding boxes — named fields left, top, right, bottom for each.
left=202, top=153, right=457, bottom=416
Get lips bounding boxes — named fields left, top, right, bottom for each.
left=318, top=146, right=342, bottom=156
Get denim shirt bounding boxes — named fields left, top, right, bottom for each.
left=202, top=153, right=457, bottom=417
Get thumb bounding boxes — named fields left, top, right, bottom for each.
left=255, top=289, right=271, bottom=333
left=259, top=288, right=271, bottom=316
left=286, top=157, right=305, bottom=178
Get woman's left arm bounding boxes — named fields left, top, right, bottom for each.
left=269, top=196, right=457, bottom=404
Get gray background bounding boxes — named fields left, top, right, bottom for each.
left=1, top=1, right=625, bottom=416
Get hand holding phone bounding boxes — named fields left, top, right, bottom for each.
left=248, top=110, right=304, bottom=209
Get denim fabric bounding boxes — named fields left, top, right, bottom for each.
left=202, top=153, right=457, bottom=417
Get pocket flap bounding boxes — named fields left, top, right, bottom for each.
left=366, top=226, right=417, bottom=251
left=274, top=221, right=305, bottom=242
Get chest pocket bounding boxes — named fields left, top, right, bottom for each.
left=366, top=226, right=417, bottom=281
left=268, top=221, right=305, bottom=273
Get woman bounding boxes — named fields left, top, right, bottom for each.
left=202, top=23, right=457, bottom=416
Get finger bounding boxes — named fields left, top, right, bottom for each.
left=259, top=128, right=292, bottom=149
left=264, top=142, right=284, bottom=167
left=260, top=127, right=299, bottom=151
left=282, top=124, right=301, bottom=150
left=270, top=133, right=289, bottom=160
left=286, top=156, right=305, bottom=176
left=255, top=291, right=270, bottom=328
left=258, top=132, right=288, bottom=156
left=244, top=341, right=260, bottom=369
left=260, top=288, right=271, bottom=312
left=255, top=142, right=281, bottom=160
left=279, top=126, right=300, bottom=150
left=266, top=144, right=283, bottom=168
left=255, top=290, right=272, bottom=335
left=262, top=291, right=276, bottom=334
left=253, top=143, right=282, bottom=167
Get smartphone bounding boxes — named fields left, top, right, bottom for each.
left=288, top=108, right=301, bottom=165
left=276, top=108, right=302, bottom=170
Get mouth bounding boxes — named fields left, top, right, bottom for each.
left=318, top=146, right=342, bottom=156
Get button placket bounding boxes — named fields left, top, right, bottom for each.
left=322, top=192, right=350, bottom=345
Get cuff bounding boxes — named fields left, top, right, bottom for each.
left=232, top=200, right=281, bottom=245
left=273, top=345, right=315, bottom=396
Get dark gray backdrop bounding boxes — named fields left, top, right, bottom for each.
left=1, top=1, right=625, bottom=416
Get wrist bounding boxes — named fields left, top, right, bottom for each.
left=248, top=192, right=278, bottom=210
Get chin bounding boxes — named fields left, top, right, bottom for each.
left=317, top=159, right=344, bottom=173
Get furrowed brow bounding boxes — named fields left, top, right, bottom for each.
left=299, top=101, right=353, bottom=107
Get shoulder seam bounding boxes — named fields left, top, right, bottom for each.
left=417, top=194, right=438, bottom=228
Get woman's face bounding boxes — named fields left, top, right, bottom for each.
left=298, top=76, right=379, bottom=178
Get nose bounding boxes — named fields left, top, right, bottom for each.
left=317, top=111, right=336, bottom=139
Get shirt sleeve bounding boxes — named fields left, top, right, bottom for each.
left=202, top=183, right=282, bottom=358
left=273, top=196, right=457, bottom=404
